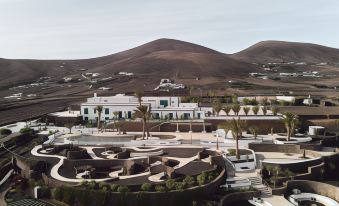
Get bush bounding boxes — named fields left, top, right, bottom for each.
left=80, top=180, right=88, bottom=187
left=165, top=179, right=176, bottom=190
left=110, top=184, right=119, bottom=192
left=197, top=172, right=208, bottom=186
left=99, top=182, right=110, bottom=191
left=155, top=185, right=166, bottom=192
left=183, top=175, right=195, bottom=187
left=19, top=127, right=33, bottom=134
left=53, top=187, right=63, bottom=200
left=117, top=185, right=130, bottom=193
left=0, top=128, right=12, bottom=136
left=207, top=171, right=218, bottom=182
left=174, top=182, right=185, bottom=191
left=62, top=187, right=75, bottom=205
left=140, top=183, right=152, bottom=191
left=87, top=180, right=97, bottom=190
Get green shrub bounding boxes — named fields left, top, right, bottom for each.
left=155, top=185, right=166, bottom=192
left=62, top=187, right=75, bottom=205
left=197, top=172, right=208, bottom=186
left=117, top=185, right=130, bottom=193
left=87, top=180, right=97, bottom=190
left=0, top=128, right=12, bottom=136
left=165, top=179, right=176, bottom=190
left=80, top=180, right=88, bottom=187
left=140, top=183, right=152, bottom=191
left=19, top=127, right=33, bottom=134
left=110, top=184, right=119, bottom=192
left=174, top=182, right=185, bottom=191
left=183, top=175, right=195, bottom=187
left=99, top=182, right=110, bottom=191
left=53, top=187, right=63, bottom=200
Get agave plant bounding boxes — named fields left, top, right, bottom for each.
left=222, top=106, right=231, bottom=116
left=231, top=104, right=241, bottom=116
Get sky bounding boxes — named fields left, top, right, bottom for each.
left=1, top=0, right=339, bottom=59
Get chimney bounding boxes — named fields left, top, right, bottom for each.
left=94, top=93, right=97, bottom=98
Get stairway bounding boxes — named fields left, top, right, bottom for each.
left=248, top=176, right=272, bottom=197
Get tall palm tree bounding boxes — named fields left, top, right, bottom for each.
left=223, top=118, right=246, bottom=159
left=249, top=126, right=259, bottom=140
left=282, top=112, right=299, bottom=141
left=96, top=106, right=103, bottom=131
left=231, top=104, right=241, bottom=116
left=252, top=105, right=259, bottom=115
left=134, top=89, right=144, bottom=106
left=134, top=105, right=151, bottom=139
left=222, top=106, right=231, bottom=116
left=243, top=107, right=250, bottom=116
left=212, top=99, right=222, bottom=116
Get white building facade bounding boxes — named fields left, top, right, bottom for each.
left=81, top=93, right=206, bottom=122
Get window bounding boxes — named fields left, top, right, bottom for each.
left=105, top=108, right=109, bottom=114
left=184, top=113, right=190, bottom=120
left=84, top=117, right=88, bottom=121
left=105, top=117, right=109, bottom=120
left=169, top=113, right=173, bottom=119
left=119, top=111, right=122, bottom=118
left=94, top=108, right=96, bottom=114
left=127, top=111, right=132, bottom=119
left=160, top=100, right=168, bottom=107
left=84, top=108, right=88, bottom=114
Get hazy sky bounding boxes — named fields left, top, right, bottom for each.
left=1, top=0, right=339, bottom=59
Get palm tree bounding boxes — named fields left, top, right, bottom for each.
left=134, top=105, right=151, bottom=139
left=134, top=89, right=144, bottom=106
left=282, top=112, right=299, bottom=141
left=252, top=105, right=259, bottom=115
left=271, top=107, right=279, bottom=116
left=249, top=126, right=259, bottom=140
left=64, top=123, right=74, bottom=134
left=243, top=107, right=250, bottom=116
left=231, top=104, right=241, bottom=116
left=224, top=118, right=246, bottom=159
left=262, top=106, right=267, bottom=115
left=212, top=99, right=222, bottom=116
left=222, top=106, right=231, bottom=116
left=96, top=106, right=103, bottom=131
left=218, top=122, right=230, bottom=138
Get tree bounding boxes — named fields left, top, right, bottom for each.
left=282, top=112, right=299, bottom=141
left=224, top=118, right=247, bottom=159
left=222, top=106, right=231, bottom=116
left=96, top=105, right=103, bottom=131
left=117, top=185, right=130, bottom=193
left=134, top=105, right=152, bottom=139
left=212, top=99, right=222, bottom=116
left=231, top=104, right=241, bottom=116
left=242, top=98, right=250, bottom=105
left=271, top=107, right=279, bottom=116
left=231, top=94, right=238, bottom=104
left=64, top=123, right=74, bottom=134
left=243, top=107, right=250, bottom=116
left=134, top=89, right=144, bottom=106
left=249, top=126, right=259, bottom=139
left=261, top=97, right=268, bottom=106
left=183, top=175, right=195, bottom=187
left=252, top=106, right=259, bottom=115
left=262, top=106, right=268, bottom=115
left=218, top=122, right=229, bottom=138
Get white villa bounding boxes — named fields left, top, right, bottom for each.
left=80, top=93, right=206, bottom=122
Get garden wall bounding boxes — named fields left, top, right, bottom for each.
left=218, top=191, right=261, bottom=206
left=286, top=180, right=339, bottom=202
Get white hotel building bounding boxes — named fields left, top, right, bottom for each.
left=81, top=93, right=207, bottom=122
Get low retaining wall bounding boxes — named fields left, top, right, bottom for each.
left=52, top=168, right=226, bottom=206
left=286, top=180, right=339, bottom=202
left=218, top=191, right=261, bottom=206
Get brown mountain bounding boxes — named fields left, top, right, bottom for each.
left=231, top=40, right=339, bottom=64
left=0, top=38, right=258, bottom=88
